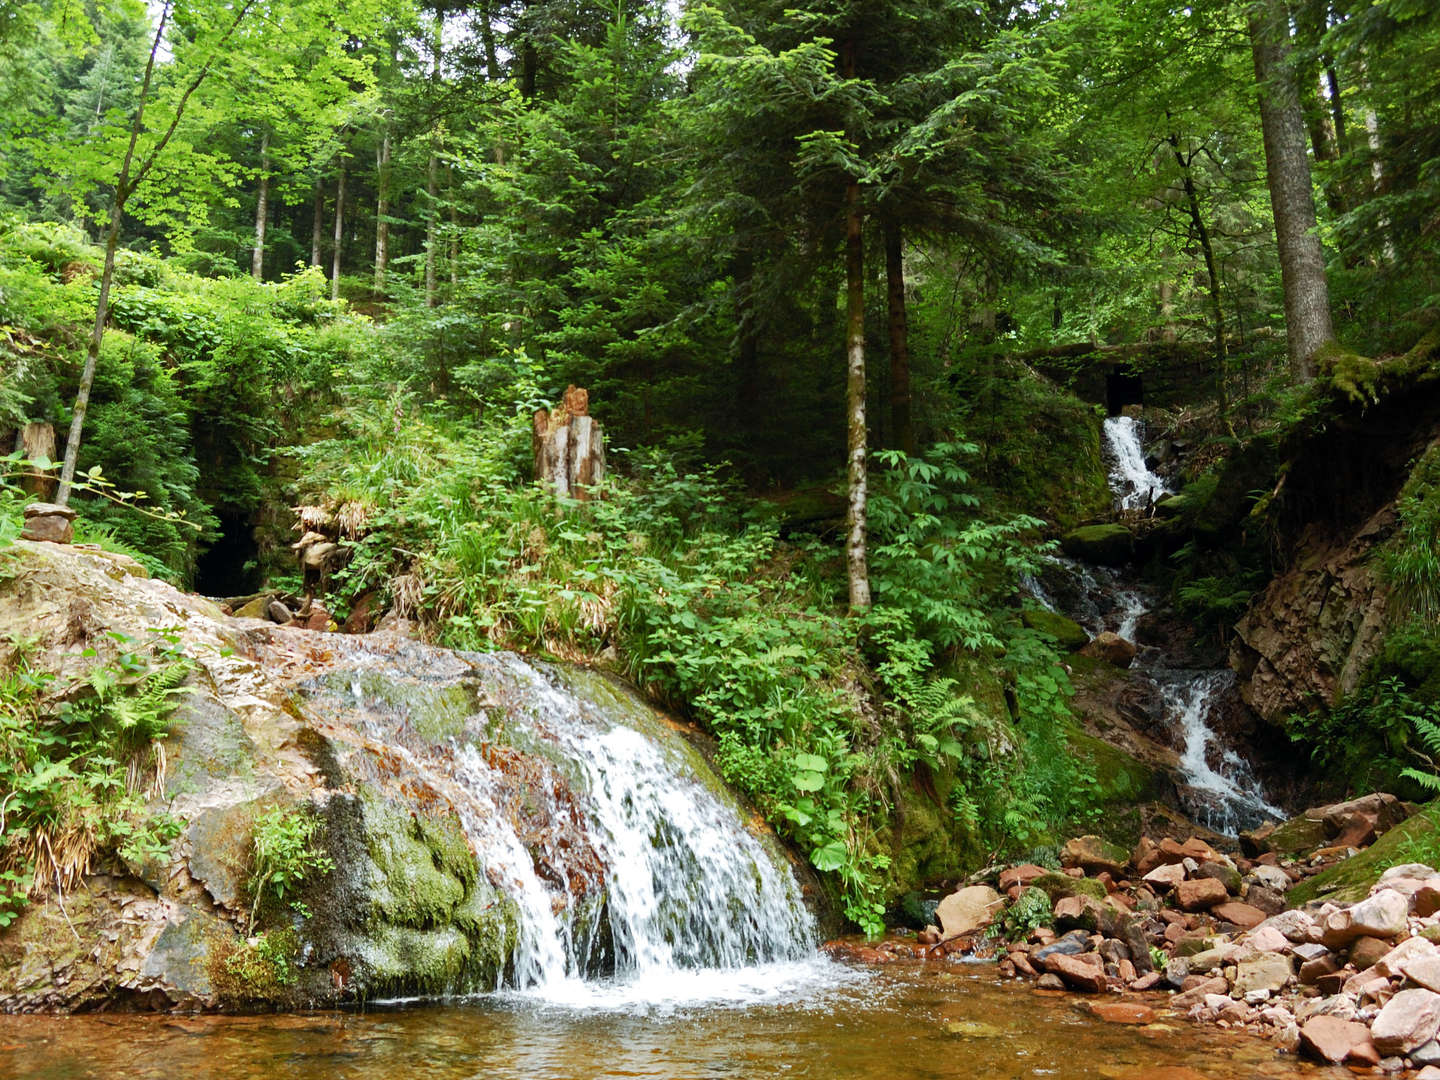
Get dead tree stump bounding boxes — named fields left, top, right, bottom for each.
left=14, top=423, right=57, bottom=499
left=532, top=385, right=605, bottom=499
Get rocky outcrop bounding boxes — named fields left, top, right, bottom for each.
left=1231, top=508, right=1395, bottom=722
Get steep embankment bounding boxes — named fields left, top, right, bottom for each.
left=0, top=540, right=814, bottom=1011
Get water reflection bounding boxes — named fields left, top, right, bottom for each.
left=0, top=967, right=1339, bottom=1080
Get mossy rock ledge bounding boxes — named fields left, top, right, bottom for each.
left=2, top=540, right=782, bottom=1011
left=1060, top=523, right=1134, bottom=566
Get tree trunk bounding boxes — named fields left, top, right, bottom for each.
left=331, top=161, right=346, bottom=302
left=844, top=177, right=870, bottom=613
left=1168, top=134, right=1229, bottom=415
left=883, top=221, right=914, bottom=457
left=425, top=152, right=438, bottom=307
left=478, top=0, right=500, bottom=80
left=310, top=181, right=324, bottom=267
left=448, top=164, right=459, bottom=287
left=1249, top=0, right=1334, bottom=379
left=251, top=130, right=269, bottom=281
left=374, top=129, right=391, bottom=292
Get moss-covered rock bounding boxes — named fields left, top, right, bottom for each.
left=1265, top=814, right=1330, bottom=857
left=1060, top=524, right=1134, bottom=566
left=1022, top=609, right=1090, bottom=650
left=1288, top=810, right=1440, bottom=907
left=1031, top=872, right=1108, bottom=903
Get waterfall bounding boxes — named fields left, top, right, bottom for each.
left=319, top=646, right=817, bottom=1006
left=1164, top=671, right=1285, bottom=835
left=1103, top=416, right=1170, bottom=511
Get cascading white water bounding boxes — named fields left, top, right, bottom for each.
left=336, top=648, right=820, bottom=1008
left=1165, top=671, right=1285, bottom=834
left=1103, top=415, right=1170, bottom=511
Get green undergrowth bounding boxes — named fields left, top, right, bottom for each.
left=0, top=628, right=191, bottom=926
left=292, top=398, right=1102, bottom=933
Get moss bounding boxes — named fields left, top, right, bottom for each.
left=327, top=671, right=481, bottom=741
left=1288, top=810, right=1440, bottom=906
left=1059, top=524, right=1133, bottom=566
left=1031, top=872, right=1107, bottom=903
left=1069, top=730, right=1160, bottom=806
left=1265, top=815, right=1329, bottom=857
left=1316, top=340, right=1384, bottom=406
left=362, top=798, right=468, bottom=927
left=205, top=927, right=299, bottom=1007
left=1021, top=609, right=1089, bottom=650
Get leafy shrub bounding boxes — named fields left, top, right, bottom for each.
left=246, top=805, right=334, bottom=933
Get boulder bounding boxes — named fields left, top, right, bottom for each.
left=1033, top=929, right=1092, bottom=964
left=1089, top=1001, right=1156, bottom=1024
left=1233, top=953, right=1293, bottom=997
left=1059, top=523, right=1134, bottom=566
left=1243, top=885, right=1287, bottom=916
left=1060, top=835, right=1129, bottom=878
left=1079, top=631, right=1138, bottom=668
left=1318, top=793, right=1409, bottom=838
left=19, top=501, right=76, bottom=544
left=1372, top=988, right=1440, bottom=1055
left=1046, top=952, right=1108, bottom=993
left=1212, top=902, right=1265, bottom=929
left=1258, top=909, right=1315, bottom=943
left=1248, top=864, right=1292, bottom=892
left=1375, top=937, right=1437, bottom=979
left=1143, top=863, right=1185, bottom=892
left=1247, top=925, right=1290, bottom=953
left=1405, top=956, right=1440, bottom=993
left=935, top=885, right=1002, bottom=941
left=1266, top=815, right=1329, bottom=856
left=1194, top=861, right=1241, bottom=894
left=1298, top=1015, right=1377, bottom=1065
left=1350, top=889, right=1410, bottom=939
left=1350, top=935, right=1393, bottom=970
left=1175, top=877, right=1228, bottom=911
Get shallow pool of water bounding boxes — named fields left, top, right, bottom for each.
left=0, top=961, right=1343, bottom=1080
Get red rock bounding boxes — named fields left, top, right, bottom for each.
left=1163, top=922, right=1187, bottom=945
left=1179, top=838, right=1220, bottom=862
left=1211, top=901, right=1265, bottom=929
left=1372, top=988, right=1440, bottom=1055
left=998, top=864, right=1049, bottom=892
left=1117, top=958, right=1137, bottom=982
left=1046, top=952, right=1108, bottom=993
left=1335, top=810, right=1378, bottom=849
left=1171, top=976, right=1228, bottom=1009
left=1143, top=864, right=1185, bottom=892
left=1347, top=1039, right=1381, bottom=1067
left=1012, top=952, right=1037, bottom=978
left=1158, top=838, right=1189, bottom=865
left=1298, top=1015, right=1375, bottom=1064
left=1175, top=877, right=1228, bottom=911
left=1129, top=971, right=1164, bottom=991
left=1089, top=1001, right=1157, bottom=1024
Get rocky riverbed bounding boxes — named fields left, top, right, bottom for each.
left=829, top=792, right=1440, bottom=1075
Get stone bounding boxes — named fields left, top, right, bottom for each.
left=1320, top=908, right=1359, bottom=949
left=1089, top=1001, right=1156, bottom=1024
left=1415, top=1039, right=1440, bottom=1066
left=1248, top=864, right=1292, bottom=892
left=1233, top=953, right=1294, bottom=996
left=998, top=864, right=1049, bottom=892
left=235, top=594, right=272, bottom=620
left=1171, top=975, right=1228, bottom=1009
left=1036, top=973, right=1065, bottom=991
left=1298, top=1015, right=1377, bottom=1065
left=1319, top=792, right=1409, bottom=838
left=1258, top=909, right=1315, bottom=943
left=1212, top=902, right=1265, bottom=929
left=19, top=501, right=76, bottom=543
left=1129, top=971, right=1164, bottom=991
left=1033, top=930, right=1091, bottom=964
left=1188, top=945, right=1236, bottom=974
left=1247, top=925, right=1290, bottom=953
left=1175, top=877, right=1228, bottom=911
left=1375, top=935, right=1437, bottom=978
left=1194, top=862, right=1241, bottom=894
left=1046, top=952, right=1108, bottom=992
left=1300, top=954, right=1340, bottom=985
left=1351, top=934, right=1394, bottom=969
left=267, top=599, right=294, bottom=624
left=1133, top=837, right=1162, bottom=875
left=1079, top=631, right=1138, bottom=668
left=1243, top=885, right=1287, bottom=916
left=1060, top=835, right=1130, bottom=878
left=1059, top=523, right=1133, bottom=566
left=1266, top=815, right=1330, bottom=856
left=1406, top=956, right=1440, bottom=993
left=1335, top=810, right=1379, bottom=850
left=1143, top=864, right=1185, bottom=892
left=1371, top=988, right=1440, bottom=1055
left=935, top=885, right=1002, bottom=941
left=1162, top=957, right=1190, bottom=989
left=1420, top=1068, right=1440, bottom=1080
left=1350, top=889, right=1410, bottom=939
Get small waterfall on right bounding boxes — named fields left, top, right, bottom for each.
left=1031, top=415, right=1283, bottom=835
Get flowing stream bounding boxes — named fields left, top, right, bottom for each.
left=1037, top=418, right=1283, bottom=835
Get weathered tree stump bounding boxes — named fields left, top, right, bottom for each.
left=533, top=385, right=605, bottom=499
left=14, top=423, right=57, bottom=499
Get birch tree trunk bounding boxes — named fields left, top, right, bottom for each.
left=311, top=181, right=324, bottom=267
left=373, top=130, right=391, bottom=292
left=844, top=177, right=871, bottom=612
left=251, top=130, right=269, bottom=281
left=1249, top=0, right=1334, bottom=380
left=331, top=161, right=346, bottom=302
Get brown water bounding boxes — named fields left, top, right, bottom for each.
left=0, top=964, right=1345, bottom=1080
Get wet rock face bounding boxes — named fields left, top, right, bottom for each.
left=1231, top=509, right=1393, bottom=724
